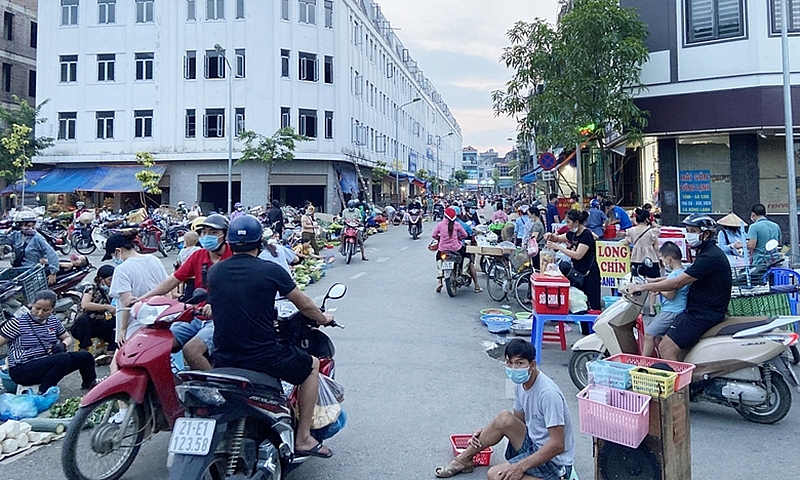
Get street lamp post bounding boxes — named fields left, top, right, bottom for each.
left=395, top=97, right=421, bottom=206
left=780, top=0, right=799, bottom=263
left=214, top=44, right=234, bottom=215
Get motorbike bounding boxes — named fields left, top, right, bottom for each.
left=114, top=217, right=167, bottom=257
left=340, top=220, right=360, bottom=265
left=439, top=251, right=472, bottom=297
left=407, top=208, right=423, bottom=240
left=39, top=218, right=72, bottom=255
left=164, top=221, right=190, bottom=253
left=433, top=204, right=444, bottom=221
left=568, top=267, right=800, bottom=425
left=167, top=284, right=346, bottom=480
left=61, top=290, right=209, bottom=480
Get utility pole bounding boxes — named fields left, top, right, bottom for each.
left=781, top=0, right=799, bottom=263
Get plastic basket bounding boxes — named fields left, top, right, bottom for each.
left=0, top=267, right=34, bottom=281
left=587, top=360, right=635, bottom=389
left=605, top=353, right=696, bottom=392
left=0, top=265, right=47, bottom=304
left=727, top=293, right=791, bottom=317
left=449, top=435, right=493, bottom=466
left=481, top=314, right=513, bottom=326
left=630, top=367, right=677, bottom=398
left=577, top=385, right=650, bottom=449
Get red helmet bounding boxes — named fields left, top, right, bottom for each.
left=444, top=207, right=457, bottom=221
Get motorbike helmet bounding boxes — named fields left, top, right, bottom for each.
left=190, top=215, right=206, bottom=231
left=590, top=199, right=600, bottom=209
left=234, top=202, right=243, bottom=210
left=177, top=201, right=186, bottom=208
left=198, top=213, right=230, bottom=232
left=453, top=206, right=462, bottom=216
left=76, top=201, right=85, bottom=209
left=347, top=200, right=356, bottom=209
left=228, top=215, right=263, bottom=251
left=681, top=214, right=716, bottom=232
left=444, top=207, right=457, bottom=221
left=13, top=211, right=37, bottom=226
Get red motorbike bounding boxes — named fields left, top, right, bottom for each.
left=118, top=217, right=167, bottom=257
left=61, top=290, right=207, bottom=480
left=340, top=220, right=360, bottom=265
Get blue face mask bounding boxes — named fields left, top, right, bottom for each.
left=199, top=235, right=221, bottom=251
left=506, top=367, right=531, bottom=384
left=112, top=255, right=124, bottom=266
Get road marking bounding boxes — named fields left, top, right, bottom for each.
left=350, top=272, right=366, bottom=279
left=400, top=246, right=409, bottom=251
left=376, top=257, right=390, bottom=263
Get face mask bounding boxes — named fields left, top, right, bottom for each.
left=570, top=226, right=579, bottom=233
left=21, top=227, right=35, bottom=236
left=112, top=255, right=124, bottom=266
left=506, top=367, right=531, bottom=385
left=199, top=235, right=222, bottom=251
left=685, top=232, right=703, bottom=248
left=99, top=284, right=110, bottom=293
left=469, top=209, right=476, bottom=214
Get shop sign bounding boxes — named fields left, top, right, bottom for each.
left=679, top=170, right=711, bottom=213
left=596, top=241, right=631, bottom=286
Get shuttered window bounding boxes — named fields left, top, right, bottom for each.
left=686, top=0, right=744, bottom=43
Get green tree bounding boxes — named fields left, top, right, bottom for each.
left=237, top=127, right=310, bottom=198
left=372, top=161, right=389, bottom=181
left=0, top=96, right=54, bottom=184
left=453, top=169, right=470, bottom=187
left=134, top=151, right=163, bottom=206
left=492, top=0, right=649, bottom=151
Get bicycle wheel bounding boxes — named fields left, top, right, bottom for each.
left=513, top=270, right=533, bottom=312
left=486, top=260, right=510, bottom=302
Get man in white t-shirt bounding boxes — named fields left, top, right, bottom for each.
left=434, top=339, right=575, bottom=480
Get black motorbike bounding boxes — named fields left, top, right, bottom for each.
left=440, top=252, right=472, bottom=297
left=407, top=208, right=423, bottom=240
left=168, top=284, right=347, bottom=480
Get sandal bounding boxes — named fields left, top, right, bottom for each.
left=474, top=286, right=483, bottom=293
left=436, top=284, right=443, bottom=293
left=435, top=458, right=474, bottom=478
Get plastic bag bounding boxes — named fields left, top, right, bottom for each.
left=311, top=409, right=347, bottom=442
left=539, top=247, right=557, bottom=274
left=569, top=287, right=589, bottom=314
left=312, top=374, right=344, bottom=429
left=0, top=387, right=60, bottom=421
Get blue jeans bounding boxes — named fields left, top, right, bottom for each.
left=170, top=318, right=214, bottom=353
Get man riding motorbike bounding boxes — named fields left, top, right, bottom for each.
left=208, top=214, right=336, bottom=458
left=340, top=200, right=369, bottom=261
left=4, top=211, right=59, bottom=285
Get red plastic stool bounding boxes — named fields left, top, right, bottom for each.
left=542, top=321, right=567, bottom=351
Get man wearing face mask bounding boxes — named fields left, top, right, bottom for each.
left=6, top=211, right=60, bottom=285
left=434, top=339, right=574, bottom=479
left=230, top=202, right=246, bottom=221
left=138, top=214, right=232, bottom=370
left=628, top=214, right=731, bottom=361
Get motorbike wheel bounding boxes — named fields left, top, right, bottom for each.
left=513, top=271, right=534, bottom=312
left=789, top=345, right=800, bottom=365
left=486, top=261, right=509, bottom=302
left=445, top=270, right=457, bottom=297
left=72, top=233, right=97, bottom=255
left=412, top=230, right=418, bottom=240
left=62, top=394, right=145, bottom=480
left=736, top=373, right=792, bottom=424
left=346, top=244, right=353, bottom=264
left=59, top=242, right=73, bottom=255
left=568, top=350, right=604, bottom=391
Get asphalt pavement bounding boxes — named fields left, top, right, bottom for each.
left=1, top=225, right=799, bottom=479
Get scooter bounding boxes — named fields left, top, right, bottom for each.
left=440, top=251, right=472, bottom=297
left=61, top=290, right=208, bottom=480
left=167, top=284, right=346, bottom=480
left=340, top=220, right=360, bottom=265
left=568, top=269, right=800, bottom=424
left=433, top=204, right=444, bottom=221
left=38, top=218, right=72, bottom=255
left=130, top=217, right=168, bottom=257
left=407, top=208, right=423, bottom=240
left=50, top=261, right=95, bottom=329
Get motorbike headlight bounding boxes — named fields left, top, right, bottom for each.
left=176, top=385, right=226, bottom=407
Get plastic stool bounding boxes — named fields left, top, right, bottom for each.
left=542, top=322, right=568, bottom=351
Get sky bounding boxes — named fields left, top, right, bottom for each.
left=375, top=0, right=561, bottom=156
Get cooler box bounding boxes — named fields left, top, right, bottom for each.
left=532, top=274, right=570, bottom=315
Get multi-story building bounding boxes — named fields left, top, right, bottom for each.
left=0, top=0, right=37, bottom=110
left=461, top=146, right=479, bottom=192
left=622, top=0, right=800, bottom=229
left=34, top=0, right=461, bottom=212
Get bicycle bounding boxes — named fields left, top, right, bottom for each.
left=485, top=250, right=536, bottom=311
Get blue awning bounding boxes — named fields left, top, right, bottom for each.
left=25, top=168, right=98, bottom=193
left=25, top=166, right=166, bottom=193
left=1, top=170, right=49, bottom=196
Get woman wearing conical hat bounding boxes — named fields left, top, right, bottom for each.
left=717, top=212, right=748, bottom=265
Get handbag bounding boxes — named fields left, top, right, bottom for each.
left=25, top=315, right=67, bottom=355
left=566, top=267, right=587, bottom=288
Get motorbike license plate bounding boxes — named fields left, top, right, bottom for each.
left=442, top=261, right=454, bottom=270
left=168, top=418, right=216, bottom=456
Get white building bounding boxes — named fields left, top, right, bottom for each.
left=34, top=0, right=462, bottom=212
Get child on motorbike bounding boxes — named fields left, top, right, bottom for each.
left=642, top=241, right=689, bottom=357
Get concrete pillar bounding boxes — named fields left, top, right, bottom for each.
left=729, top=134, right=760, bottom=219
left=658, top=138, right=680, bottom=226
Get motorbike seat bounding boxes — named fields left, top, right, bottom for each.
left=205, top=367, right=283, bottom=392
left=700, top=316, right=771, bottom=339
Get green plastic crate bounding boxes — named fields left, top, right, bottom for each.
left=727, top=293, right=791, bottom=317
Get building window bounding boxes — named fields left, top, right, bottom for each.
left=299, top=0, right=316, bottom=25
left=185, top=109, right=196, bottom=138
left=281, top=49, right=290, bottom=78
left=324, top=55, right=333, bottom=84
left=2, top=64, right=11, bottom=92
left=61, top=0, right=79, bottom=26
left=96, top=111, right=114, bottom=139
left=299, top=52, right=317, bottom=81
left=28, top=70, right=35, bottom=97
left=4, top=12, right=13, bottom=41
left=135, top=0, right=155, bottom=23
left=60, top=55, right=78, bottom=83
left=281, top=107, right=290, bottom=128
left=134, top=110, right=153, bottom=138
left=30, top=21, right=36, bottom=48
left=184, top=50, right=196, bottom=79
left=299, top=109, right=317, bottom=138
left=281, top=0, right=289, bottom=20
left=206, top=0, right=224, bottom=20
left=187, top=0, right=196, bottom=20
left=686, top=0, right=745, bottom=43
left=204, top=108, right=225, bottom=137
left=135, top=52, right=154, bottom=80
left=97, top=54, right=115, bottom=81
left=99, top=0, right=116, bottom=24
left=236, top=0, right=244, bottom=18
left=770, top=0, right=800, bottom=34
left=58, top=112, right=77, bottom=140
left=235, top=49, right=245, bottom=78
left=205, top=50, right=225, bottom=79
left=235, top=107, right=245, bottom=135
left=324, top=0, right=333, bottom=28
left=324, top=111, right=333, bottom=139
left=354, top=71, right=363, bottom=97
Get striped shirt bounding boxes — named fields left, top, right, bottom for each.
left=0, top=313, right=65, bottom=367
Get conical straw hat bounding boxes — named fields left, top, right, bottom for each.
left=718, top=212, right=745, bottom=228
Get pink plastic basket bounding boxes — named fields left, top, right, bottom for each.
left=577, top=385, right=651, bottom=449
left=449, top=435, right=493, bottom=466
left=605, top=353, right=696, bottom=392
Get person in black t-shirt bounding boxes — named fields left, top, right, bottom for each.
left=208, top=215, right=335, bottom=458
left=545, top=210, right=601, bottom=334
left=267, top=199, right=285, bottom=236
left=628, top=214, right=732, bottom=361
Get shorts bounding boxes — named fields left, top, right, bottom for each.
left=632, top=261, right=660, bottom=279
left=505, top=435, right=572, bottom=480
left=666, top=311, right=720, bottom=350
left=265, top=344, right=313, bottom=386
left=170, top=318, right=215, bottom=353
left=644, top=310, right=680, bottom=337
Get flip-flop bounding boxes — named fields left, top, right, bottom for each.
left=296, top=442, right=333, bottom=458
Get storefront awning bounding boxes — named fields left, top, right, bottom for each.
left=1, top=170, right=49, bottom=196
left=25, top=166, right=166, bottom=193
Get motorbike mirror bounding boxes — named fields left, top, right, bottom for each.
left=325, top=283, right=347, bottom=300
left=765, top=239, right=779, bottom=252
left=186, top=288, right=208, bottom=305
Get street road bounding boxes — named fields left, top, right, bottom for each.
left=1, top=225, right=799, bottom=479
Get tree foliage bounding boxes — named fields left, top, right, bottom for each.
left=372, top=161, right=389, bottom=181
left=492, top=0, right=649, bottom=151
left=134, top=151, right=162, bottom=195
left=453, top=169, right=470, bottom=186
left=236, top=127, right=309, bottom=167
left=0, top=96, right=54, bottom=182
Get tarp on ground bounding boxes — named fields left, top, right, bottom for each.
left=24, top=166, right=166, bottom=193
left=0, top=170, right=49, bottom=196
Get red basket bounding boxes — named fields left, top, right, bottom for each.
left=605, top=353, right=696, bottom=392
left=577, top=385, right=651, bottom=449
left=449, top=435, right=493, bottom=466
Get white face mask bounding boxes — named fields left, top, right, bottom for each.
left=685, top=232, right=703, bottom=248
